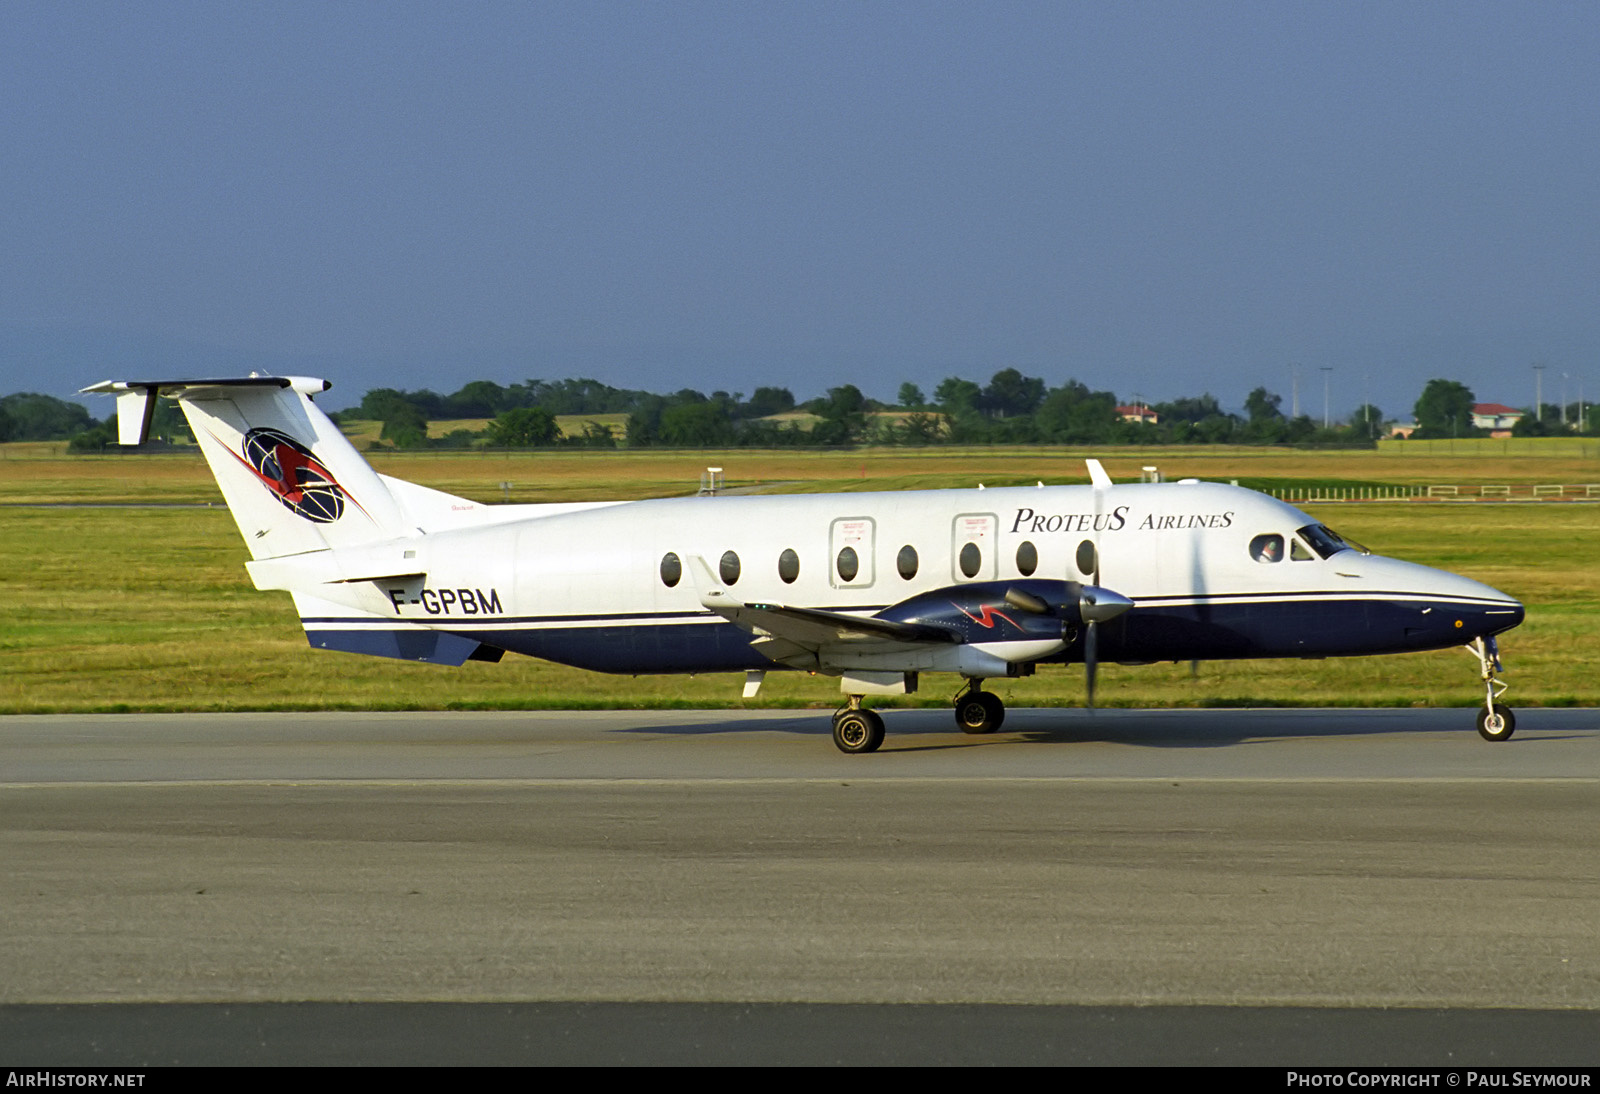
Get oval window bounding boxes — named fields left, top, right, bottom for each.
left=959, top=542, right=981, bottom=578
left=1016, top=540, right=1038, bottom=577
left=1076, top=539, right=1097, bottom=578
left=778, top=548, right=800, bottom=584
left=660, top=552, right=682, bottom=588
left=720, top=550, right=741, bottom=585
left=896, top=544, right=919, bottom=580
left=836, top=546, right=859, bottom=582
left=1249, top=534, right=1284, bottom=563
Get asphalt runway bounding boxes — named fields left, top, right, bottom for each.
left=3, top=707, right=1597, bottom=1065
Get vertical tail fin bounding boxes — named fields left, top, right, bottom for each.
left=82, top=376, right=416, bottom=559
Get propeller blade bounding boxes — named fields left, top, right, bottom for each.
left=1085, top=620, right=1098, bottom=713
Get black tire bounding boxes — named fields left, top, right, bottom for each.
left=1477, top=703, right=1515, bottom=742
left=955, top=690, right=1005, bottom=735
left=833, top=709, right=885, bottom=754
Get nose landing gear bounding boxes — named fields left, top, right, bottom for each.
left=1468, top=636, right=1515, bottom=742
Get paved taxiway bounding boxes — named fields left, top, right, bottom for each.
left=3, top=707, right=1597, bottom=1062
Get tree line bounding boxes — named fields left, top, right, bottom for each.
left=344, top=370, right=1382, bottom=449
left=7, top=372, right=1595, bottom=451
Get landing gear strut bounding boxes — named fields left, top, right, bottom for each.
left=1468, top=636, right=1515, bottom=742
left=954, top=680, right=1005, bottom=735
left=832, top=695, right=885, bottom=754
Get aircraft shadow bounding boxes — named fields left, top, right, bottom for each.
left=613, top=706, right=1589, bottom=751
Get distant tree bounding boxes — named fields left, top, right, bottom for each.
left=447, top=380, right=509, bottom=418
left=360, top=388, right=415, bottom=422
left=565, top=421, right=617, bottom=448
left=743, top=386, right=794, bottom=418
left=896, top=411, right=943, bottom=445
left=1034, top=381, right=1121, bottom=443
left=933, top=377, right=982, bottom=415
left=379, top=402, right=429, bottom=448
left=660, top=400, right=734, bottom=447
left=625, top=394, right=668, bottom=447
left=433, top=429, right=480, bottom=449
left=1196, top=413, right=1239, bottom=444
left=1348, top=404, right=1384, bottom=439
left=487, top=406, right=559, bottom=447
left=1413, top=379, right=1477, bottom=438
left=1153, top=394, right=1225, bottom=427
left=812, top=384, right=868, bottom=445
left=897, top=382, right=926, bottom=409
left=0, top=393, right=95, bottom=441
left=1244, top=387, right=1284, bottom=422
left=981, top=369, right=1045, bottom=419
left=69, top=418, right=118, bottom=451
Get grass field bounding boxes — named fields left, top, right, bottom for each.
left=2, top=442, right=1596, bottom=713
left=7, top=439, right=1600, bottom=504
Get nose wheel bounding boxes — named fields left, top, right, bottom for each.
left=1468, top=637, right=1515, bottom=742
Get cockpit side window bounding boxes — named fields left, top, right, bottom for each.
left=1250, top=534, right=1284, bottom=563
left=1297, top=523, right=1368, bottom=559
left=1291, top=538, right=1315, bottom=562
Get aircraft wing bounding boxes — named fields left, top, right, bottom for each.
left=705, top=598, right=957, bottom=646
left=691, top=556, right=956, bottom=669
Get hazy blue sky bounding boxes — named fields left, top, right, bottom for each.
left=4, top=2, right=1597, bottom=416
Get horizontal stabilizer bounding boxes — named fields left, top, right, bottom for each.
left=85, top=374, right=414, bottom=560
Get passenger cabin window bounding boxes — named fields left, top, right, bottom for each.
left=1250, top=534, right=1284, bottom=563
left=720, top=550, right=741, bottom=585
left=958, top=542, right=982, bottom=579
left=660, top=552, right=682, bottom=587
left=836, top=546, right=859, bottom=583
left=1076, top=539, right=1097, bottom=578
left=778, top=548, right=800, bottom=584
left=1016, top=540, right=1038, bottom=577
left=897, top=545, right=918, bottom=580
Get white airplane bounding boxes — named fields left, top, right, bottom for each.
left=84, top=375, right=1525, bottom=753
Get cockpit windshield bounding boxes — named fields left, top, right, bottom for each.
left=1297, top=523, right=1370, bottom=559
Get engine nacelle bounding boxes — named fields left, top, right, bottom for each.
left=872, top=579, right=1133, bottom=645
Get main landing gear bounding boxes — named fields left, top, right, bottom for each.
left=1468, top=636, right=1515, bottom=742
left=831, top=681, right=1011, bottom=754
left=832, top=696, right=885, bottom=754
left=954, top=680, right=1005, bottom=735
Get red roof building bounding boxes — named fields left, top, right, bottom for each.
left=1471, top=403, right=1524, bottom=431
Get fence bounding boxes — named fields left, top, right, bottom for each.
left=1266, top=484, right=1600, bottom=503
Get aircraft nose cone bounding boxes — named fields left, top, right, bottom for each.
left=1437, top=570, right=1524, bottom=639
left=1475, top=594, right=1524, bottom=637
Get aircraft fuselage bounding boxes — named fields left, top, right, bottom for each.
left=292, top=480, right=1523, bottom=674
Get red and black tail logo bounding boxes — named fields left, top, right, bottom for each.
left=239, top=428, right=346, bottom=523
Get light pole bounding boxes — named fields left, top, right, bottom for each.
left=1533, top=363, right=1545, bottom=422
